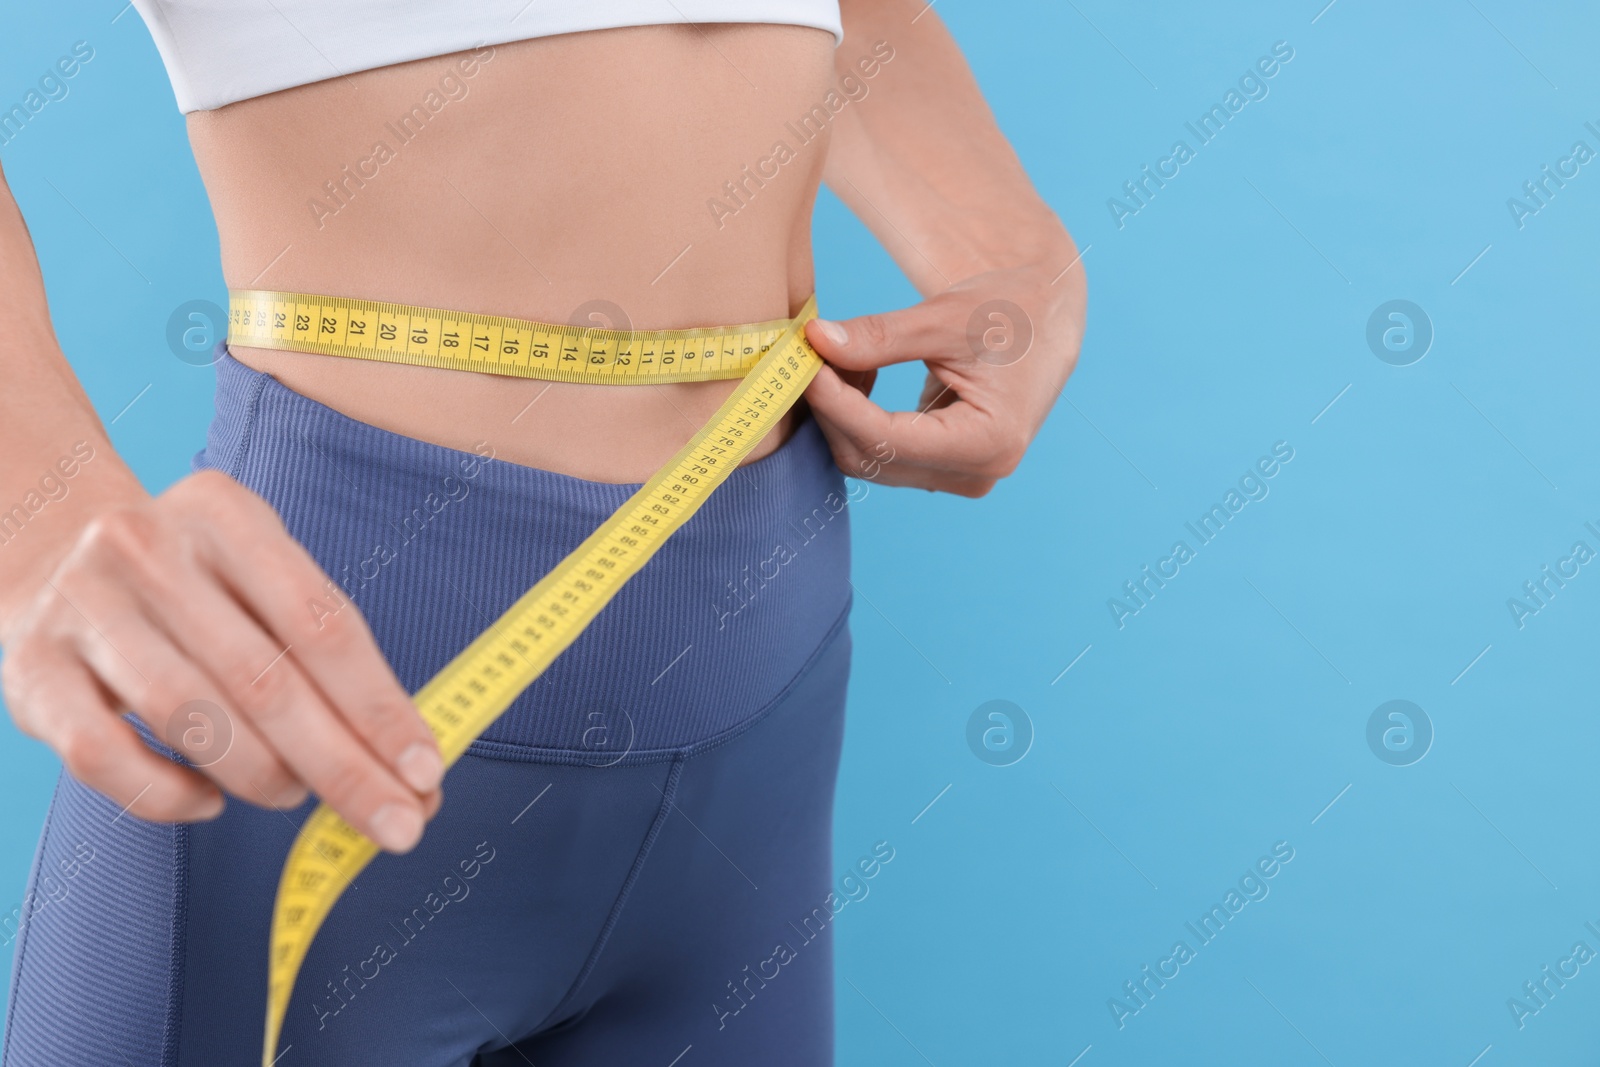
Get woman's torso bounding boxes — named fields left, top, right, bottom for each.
left=194, top=24, right=837, bottom=482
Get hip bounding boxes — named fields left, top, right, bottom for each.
left=195, top=351, right=854, bottom=757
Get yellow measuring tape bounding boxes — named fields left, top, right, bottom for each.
left=232, top=291, right=823, bottom=1066
left=228, top=290, right=795, bottom=384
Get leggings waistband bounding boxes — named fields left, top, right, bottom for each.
left=195, top=350, right=853, bottom=758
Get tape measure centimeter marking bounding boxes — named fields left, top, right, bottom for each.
left=228, top=290, right=793, bottom=385
left=262, top=297, right=822, bottom=1066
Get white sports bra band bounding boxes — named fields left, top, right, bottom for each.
left=131, top=0, right=844, bottom=114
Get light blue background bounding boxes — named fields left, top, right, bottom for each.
left=4, top=2, right=1599, bottom=1064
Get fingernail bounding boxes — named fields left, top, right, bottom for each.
left=276, top=784, right=310, bottom=809
left=815, top=319, right=848, bottom=347
left=370, top=803, right=424, bottom=853
left=397, top=742, right=444, bottom=793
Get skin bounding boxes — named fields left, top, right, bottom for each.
left=0, top=0, right=1085, bottom=854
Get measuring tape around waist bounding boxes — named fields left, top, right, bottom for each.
left=252, top=292, right=823, bottom=1066
left=228, top=289, right=797, bottom=385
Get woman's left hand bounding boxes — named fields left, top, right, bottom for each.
left=802, top=252, right=1087, bottom=497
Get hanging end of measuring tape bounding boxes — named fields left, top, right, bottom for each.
left=263, top=972, right=293, bottom=1067
left=262, top=807, right=382, bottom=1067
left=262, top=998, right=285, bottom=1067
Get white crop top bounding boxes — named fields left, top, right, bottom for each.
left=132, top=0, right=844, bottom=113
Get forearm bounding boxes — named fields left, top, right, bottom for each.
left=0, top=160, right=145, bottom=633
left=829, top=0, right=1077, bottom=292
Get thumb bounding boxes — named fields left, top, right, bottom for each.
left=805, top=296, right=959, bottom=373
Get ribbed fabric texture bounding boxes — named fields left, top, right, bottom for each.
left=197, top=351, right=852, bottom=757
left=1, top=774, right=183, bottom=1065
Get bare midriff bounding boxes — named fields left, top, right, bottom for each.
left=195, top=24, right=836, bottom=483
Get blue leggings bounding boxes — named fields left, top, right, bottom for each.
left=3, top=353, right=854, bottom=1065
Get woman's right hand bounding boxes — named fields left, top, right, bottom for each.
left=0, top=468, right=443, bottom=853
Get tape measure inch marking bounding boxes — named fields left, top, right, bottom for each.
left=261, top=296, right=821, bottom=1066
left=228, top=290, right=796, bottom=385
